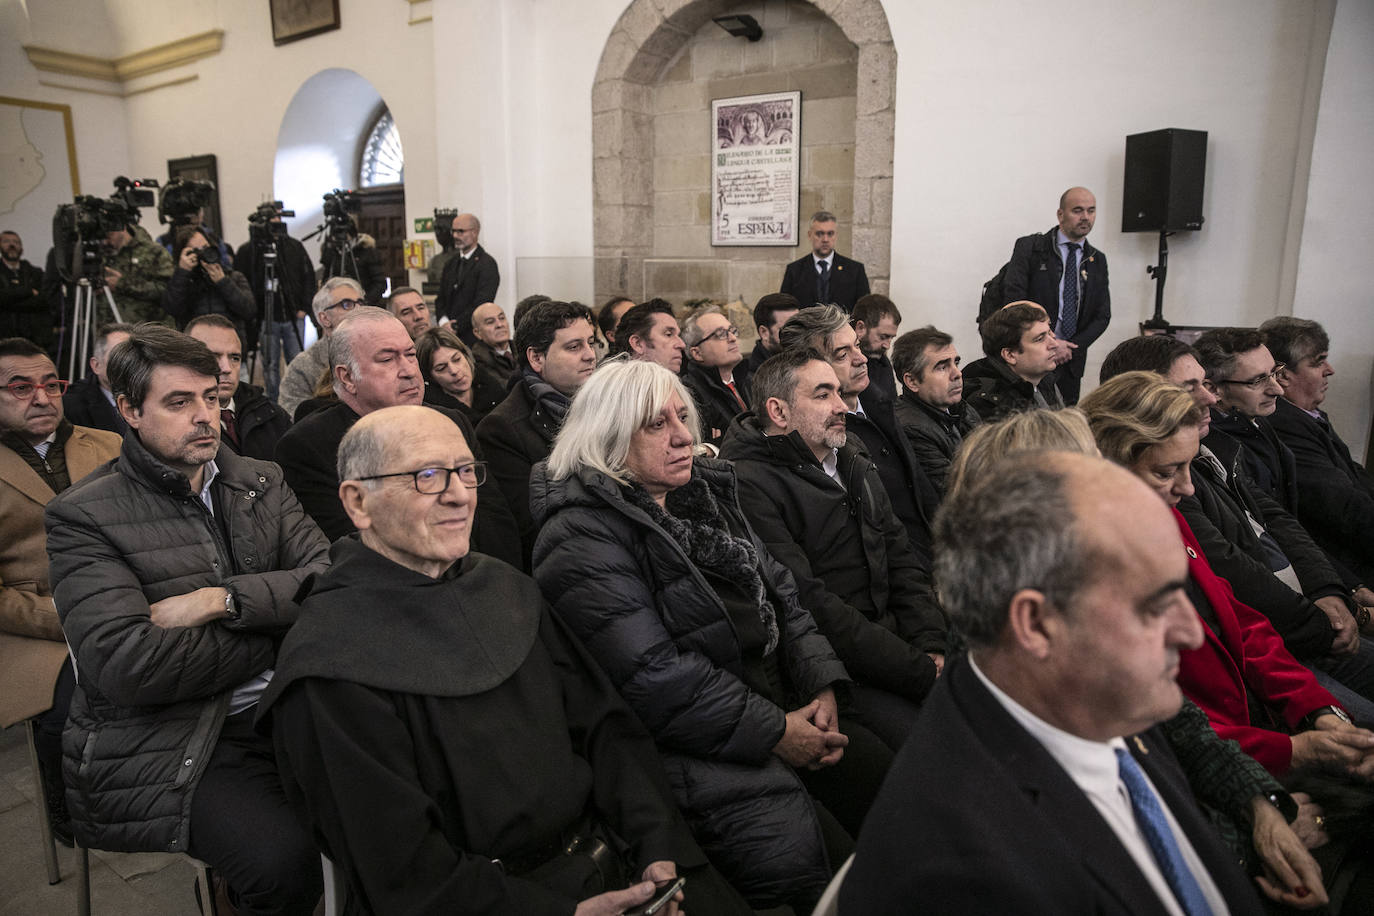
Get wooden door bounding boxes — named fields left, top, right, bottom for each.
left=355, top=185, right=407, bottom=295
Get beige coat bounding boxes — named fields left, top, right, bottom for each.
left=0, top=425, right=121, bottom=727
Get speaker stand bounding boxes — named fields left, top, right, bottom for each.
left=1142, top=230, right=1175, bottom=330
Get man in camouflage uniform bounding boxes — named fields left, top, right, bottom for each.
left=101, top=222, right=173, bottom=326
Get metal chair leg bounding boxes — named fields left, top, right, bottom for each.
left=24, top=718, right=61, bottom=885
left=76, top=845, right=90, bottom=916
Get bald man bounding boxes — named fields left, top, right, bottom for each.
left=435, top=213, right=500, bottom=344
left=469, top=302, right=516, bottom=384
left=998, top=187, right=1111, bottom=404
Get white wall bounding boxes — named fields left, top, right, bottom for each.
left=1293, top=0, right=1374, bottom=461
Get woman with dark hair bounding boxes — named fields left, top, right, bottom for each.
left=416, top=326, right=503, bottom=422
left=162, top=224, right=255, bottom=337
left=529, top=357, right=892, bottom=913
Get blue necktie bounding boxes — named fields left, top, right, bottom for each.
left=1115, top=748, right=1213, bottom=916
left=1061, top=243, right=1080, bottom=340
left=817, top=259, right=831, bottom=304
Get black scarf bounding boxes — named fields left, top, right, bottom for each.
left=623, top=477, right=779, bottom=653
left=522, top=368, right=571, bottom=425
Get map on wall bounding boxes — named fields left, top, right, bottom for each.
left=0, top=96, right=79, bottom=255
left=712, top=91, right=800, bottom=247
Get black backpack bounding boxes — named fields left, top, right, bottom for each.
left=977, top=233, right=1051, bottom=326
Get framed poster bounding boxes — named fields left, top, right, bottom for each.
left=167, top=154, right=223, bottom=240
left=0, top=96, right=79, bottom=259
left=271, top=0, right=341, bottom=46
left=711, top=91, right=800, bottom=247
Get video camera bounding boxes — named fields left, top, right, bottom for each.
left=247, top=200, right=296, bottom=246
left=158, top=177, right=216, bottom=228
left=51, top=176, right=159, bottom=284
left=323, top=189, right=361, bottom=224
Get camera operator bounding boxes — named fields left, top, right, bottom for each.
left=235, top=205, right=316, bottom=404
left=162, top=225, right=255, bottom=340
left=101, top=219, right=174, bottom=326
left=320, top=216, right=385, bottom=306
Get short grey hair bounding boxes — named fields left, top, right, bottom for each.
left=779, top=304, right=849, bottom=354
left=934, top=452, right=1097, bottom=648
left=1258, top=316, right=1329, bottom=369
left=337, top=414, right=391, bottom=484
left=810, top=210, right=837, bottom=226
left=681, top=305, right=725, bottom=349
left=327, top=306, right=400, bottom=394
left=546, top=357, right=701, bottom=486
left=311, top=276, right=364, bottom=323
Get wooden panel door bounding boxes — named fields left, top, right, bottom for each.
left=356, top=185, right=407, bottom=296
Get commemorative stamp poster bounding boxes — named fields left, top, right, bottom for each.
left=711, top=91, right=800, bottom=247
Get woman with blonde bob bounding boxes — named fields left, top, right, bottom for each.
left=529, top=357, right=891, bottom=912
left=941, top=403, right=1330, bottom=909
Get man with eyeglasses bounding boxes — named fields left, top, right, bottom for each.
left=262, top=404, right=750, bottom=916
left=1261, top=317, right=1374, bottom=596
left=680, top=305, right=749, bottom=447
left=0, top=337, right=122, bottom=847
left=278, top=277, right=365, bottom=417
left=276, top=307, right=521, bottom=566
left=1194, top=328, right=1298, bottom=513
left=45, top=324, right=330, bottom=913
left=435, top=212, right=500, bottom=345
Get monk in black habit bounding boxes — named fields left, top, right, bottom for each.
left=259, top=406, right=751, bottom=916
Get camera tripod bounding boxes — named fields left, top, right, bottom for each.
left=244, top=238, right=305, bottom=387
left=64, top=277, right=122, bottom=382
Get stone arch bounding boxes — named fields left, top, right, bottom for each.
left=592, top=0, right=896, bottom=302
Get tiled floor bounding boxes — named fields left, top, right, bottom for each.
left=0, top=725, right=202, bottom=916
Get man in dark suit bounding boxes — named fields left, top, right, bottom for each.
left=1000, top=187, right=1111, bottom=404
left=435, top=213, right=499, bottom=345
left=61, top=323, right=132, bottom=436
left=1262, top=316, right=1374, bottom=588
left=186, top=315, right=292, bottom=463
left=779, top=210, right=870, bottom=313
left=842, top=451, right=1280, bottom=915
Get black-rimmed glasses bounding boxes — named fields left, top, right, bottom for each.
left=1216, top=365, right=1284, bottom=389
left=357, top=462, right=487, bottom=493
left=322, top=297, right=365, bottom=313
left=701, top=326, right=740, bottom=343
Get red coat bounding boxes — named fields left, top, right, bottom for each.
left=1173, top=508, right=1338, bottom=775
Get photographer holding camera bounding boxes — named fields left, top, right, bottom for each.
left=162, top=225, right=255, bottom=339
left=235, top=203, right=316, bottom=404
left=318, top=191, right=385, bottom=305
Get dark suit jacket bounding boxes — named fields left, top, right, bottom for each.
left=779, top=252, right=869, bottom=313
left=1001, top=227, right=1111, bottom=382
left=435, top=245, right=500, bottom=343
left=474, top=376, right=561, bottom=569
left=1267, top=397, right=1374, bottom=582
left=854, top=386, right=938, bottom=554
left=222, top=382, right=292, bottom=463
left=62, top=377, right=127, bottom=437
left=840, top=655, right=1263, bottom=915
left=273, top=401, right=521, bottom=567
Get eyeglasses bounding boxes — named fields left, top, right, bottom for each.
left=323, top=297, right=364, bottom=313
left=357, top=462, right=487, bottom=493
left=1216, top=365, right=1284, bottom=389
left=701, top=326, right=740, bottom=343
left=3, top=379, right=70, bottom=400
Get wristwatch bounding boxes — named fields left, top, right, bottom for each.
left=1307, top=705, right=1351, bottom=728
left=223, top=587, right=241, bottom=622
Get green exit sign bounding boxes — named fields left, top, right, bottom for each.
left=414, top=217, right=434, bottom=233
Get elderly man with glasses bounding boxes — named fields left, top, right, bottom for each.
left=262, top=405, right=751, bottom=916
left=277, top=277, right=366, bottom=417
left=680, top=305, right=750, bottom=447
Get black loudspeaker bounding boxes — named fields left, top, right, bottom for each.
left=1122, top=128, right=1207, bottom=232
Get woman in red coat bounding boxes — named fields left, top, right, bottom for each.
left=1080, top=372, right=1374, bottom=780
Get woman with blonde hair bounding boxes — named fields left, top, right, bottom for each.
left=529, top=357, right=892, bottom=912
left=945, top=407, right=1097, bottom=502
left=415, top=326, right=503, bottom=422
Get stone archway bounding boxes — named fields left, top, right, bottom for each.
left=592, top=0, right=896, bottom=302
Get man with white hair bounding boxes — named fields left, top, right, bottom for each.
left=275, top=307, right=521, bottom=565
left=277, top=277, right=365, bottom=417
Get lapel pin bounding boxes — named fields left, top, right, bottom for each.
left=1186, top=547, right=1197, bottom=559
left=1133, top=735, right=1149, bottom=755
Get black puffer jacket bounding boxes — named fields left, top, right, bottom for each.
left=719, top=414, right=945, bottom=704
left=45, top=434, right=329, bottom=853
left=529, top=457, right=847, bottom=906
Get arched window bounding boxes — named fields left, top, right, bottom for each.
left=359, top=108, right=404, bottom=187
